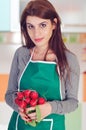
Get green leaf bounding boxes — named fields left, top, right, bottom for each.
left=25, top=120, right=36, bottom=127
left=36, top=105, right=41, bottom=122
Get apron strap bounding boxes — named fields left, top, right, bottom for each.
left=29, top=47, right=35, bottom=61
left=18, top=47, right=35, bottom=90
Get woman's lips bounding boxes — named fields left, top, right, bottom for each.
left=34, top=38, right=44, bottom=42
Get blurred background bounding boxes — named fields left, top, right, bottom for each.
left=0, top=0, right=86, bottom=130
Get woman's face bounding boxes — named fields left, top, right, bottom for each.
left=26, top=16, right=55, bottom=48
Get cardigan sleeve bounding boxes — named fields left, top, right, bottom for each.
left=49, top=52, right=80, bottom=114
left=5, top=49, right=19, bottom=113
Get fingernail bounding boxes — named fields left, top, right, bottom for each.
left=29, top=119, right=32, bottom=122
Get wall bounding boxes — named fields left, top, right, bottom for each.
left=0, top=0, right=86, bottom=130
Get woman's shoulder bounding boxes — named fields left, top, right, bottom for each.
left=13, top=46, right=30, bottom=62
left=65, top=50, right=80, bottom=70
left=15, top=46, right=30, bottom=56
left=65, top=50, right=78, bottom=61
left=16, top=46, right=29, bottom=53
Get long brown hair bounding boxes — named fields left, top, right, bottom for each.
left=20, top=0, right=70, bottom=78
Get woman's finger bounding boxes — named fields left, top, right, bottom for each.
left=19, top=110, right=30, bottom=121
left=18, top=107, right=24, bottom=112
left=28, top=112, right=37, bottom=120
left=25, top=107, right=36, bottom=114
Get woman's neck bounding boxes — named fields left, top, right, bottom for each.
left=34, top=45, right=49, bottom=54
left=30, top=45, right=56, bottom=61
left=31, top=45, right=49, bottom=61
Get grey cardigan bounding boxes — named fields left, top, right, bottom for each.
left=5, top=46, right=80, bottom=114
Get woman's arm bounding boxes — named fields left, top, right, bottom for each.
left=49, top=53, right=80, bottom=114
left=5, top=49, right=19, bottom=113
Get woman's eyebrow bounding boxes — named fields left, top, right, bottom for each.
left=39, top=21, right=48, bottom=24
left=26, top=21, right=48, bottom=25
left=26, top=23, right=33, bottom=25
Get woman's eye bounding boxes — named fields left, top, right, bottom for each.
left=40, top=23, right=46, bottom=28
left=27, top=25, right=34, bottom=29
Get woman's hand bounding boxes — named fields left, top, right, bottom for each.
left=38, top=102, right=52, bottom=120
left=25, top=102, right=52, bottom=121
left=25, top=106, right=37, bottom=121
left=18, top=107, right=31, bottom=122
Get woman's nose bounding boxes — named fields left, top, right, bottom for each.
left=34, top=27, right=41, bottom=37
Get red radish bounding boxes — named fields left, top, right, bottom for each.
left=25, top=97, right=30, bottom=104
left=30, top=91, right=39, bottom=99
left=23, top=90, right=31, bottom=97
left=15, top=97, right=20, bottom=105
left=19, top=100, right=27, bottom=109
left=17, top=91, right=24, bottom=99
left=29, top=99, right=37, bottom=107
left=38, top=97, right=46, bottom=104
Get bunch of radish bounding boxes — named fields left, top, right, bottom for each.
left=15, top=89, right=46, bottom=108
left=15, top=89, right=46, bottom=127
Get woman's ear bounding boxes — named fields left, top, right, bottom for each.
left=54, top=18, right=57, bottom=24
left=53, top=18, right=57, bottom=29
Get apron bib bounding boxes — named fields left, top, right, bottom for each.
left=8, top=51, right=65, bottom=130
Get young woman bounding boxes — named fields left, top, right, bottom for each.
left=5, top=0, right=80, bottom=130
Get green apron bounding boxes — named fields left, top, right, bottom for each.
left=8, top=57, right=65, bottom=130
